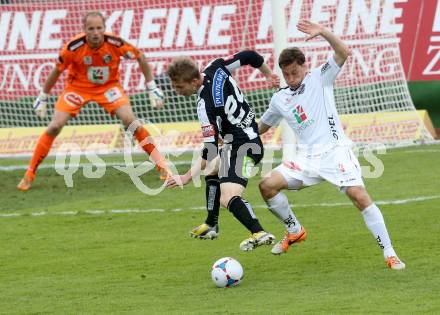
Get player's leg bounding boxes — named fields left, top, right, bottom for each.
left=220, top=182, right=274, bottom=251
left=345, top=186, right=405, bottom=270
left=17, top=108, right=72, bottom=191
left=259, top=168, right=307, bottom=254
left=113, top=103, right=170, bottom=179
left=219, top=140, right=274, bottom=251
left=190, top=161, right=221, bottom=240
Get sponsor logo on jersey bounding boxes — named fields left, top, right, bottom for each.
left=83, top=56, right=92, bottom=65
left=104, top=87, right=123, bottom=103
left=212, top=68, right=228, bottom=107
left=293, top=105, right=308, bottom=124
left=328, top=114, right=339, bottom=140
left=201, top=124, right=216, bottom=137
left=87, top=66, right=110, bottom=84
left=321, top=62, right=331, bottom=74
left=106, top=36, right=123, bottom=47
left=292, top=104, right=315, bottom=134
left=64, top=92, right=84, bottom=107
left=68, top=38, right=86, bottom=51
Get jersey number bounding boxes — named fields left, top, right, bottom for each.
left=224, top=76, right=245, bottom=124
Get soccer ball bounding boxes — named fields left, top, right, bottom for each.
left=211, top=257, right=244, bottom=288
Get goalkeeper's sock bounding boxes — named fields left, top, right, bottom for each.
left=228, top=196, right=263, bottom=234
left=205, top=175, right=220, bottom=226
left=361, top=203, right=396, bottom=258
left=266, top=192, right=301, bottom=234
left=134, top=126, right=167, bottom=170
left=26, top=131, right=56, bottom=178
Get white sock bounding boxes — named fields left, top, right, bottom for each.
left=361, top=204, right=396, bottom=259
left=267, top=192, right=301, bottom=234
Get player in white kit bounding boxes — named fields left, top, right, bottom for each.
left=258, top=20, right=405, bottom=270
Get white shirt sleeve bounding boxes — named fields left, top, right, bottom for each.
left=320, top=55, right=341, bottom=86
left=260, top=96, right=283, bottom=127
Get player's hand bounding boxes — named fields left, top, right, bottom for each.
left=166, top=174, right=190, bottom=188
left=267, top=74, right=280, bottom=88
left=297, top=20, right=323, bottom=41
left=147, top=80, right=165, bottom=109
left=33, top=91, right=49, bottom=118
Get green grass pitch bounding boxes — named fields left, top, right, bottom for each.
left=1, top=144, right=440, bottom=314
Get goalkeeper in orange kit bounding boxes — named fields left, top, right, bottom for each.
left=17, top=11, right=170, bottom=191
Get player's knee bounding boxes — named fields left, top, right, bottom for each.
left=347, top=186, right=372, bottom=210
left=220, top=195, right=231, bottom=208
left=124, top=119, right=142, bottom=134
left=47, top=123, right=63, bottom=136
left=259, top=178, right=277, bottom=200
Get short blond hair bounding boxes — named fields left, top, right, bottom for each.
left=167, top=57, right=201, bottom=82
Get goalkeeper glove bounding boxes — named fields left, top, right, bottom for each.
left=33, top=91, right=49, bottom=118
left=147, top=80, right=164, bottom=109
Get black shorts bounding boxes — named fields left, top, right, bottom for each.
left=219, top=137, right=264, bottom=187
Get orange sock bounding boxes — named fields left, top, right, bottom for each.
left=134, top=127, right=167, bottom=170
left=25, top=131, right=56, bottom=179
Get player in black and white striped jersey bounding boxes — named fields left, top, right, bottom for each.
left=166, top=51, right=280, bottom=251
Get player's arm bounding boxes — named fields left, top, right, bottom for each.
left=33, top=61, right=64, bottom=118
left=258, top=121, right=272, bottom=135
left=166, top=155, right=220, bottom=188
left=224, top=50, right=279, bottom=88
left=258, top=96, right=283, bottom=135
left=137, top=54, right=165, bottom=109
left=167, top=98, right=219, bottom=188
left=297, top=20, right=350, bottom=67
left=42, top=67, right=62, bottom=94
left=166, top=156, right=207, bottom=188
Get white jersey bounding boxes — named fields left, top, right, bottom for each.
left=261, top=56, right=351, bottom=152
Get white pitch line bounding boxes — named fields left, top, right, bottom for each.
left=0, top=160, right=194, bottom=172
left=2, top=146, right=439, bottom=172
left=1, top=195, right=439, bottom=219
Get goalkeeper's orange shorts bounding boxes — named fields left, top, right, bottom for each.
left=55, top=84, right=129, bottom=117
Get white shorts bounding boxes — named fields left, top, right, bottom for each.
left=273, top=146, right=364, bottom=191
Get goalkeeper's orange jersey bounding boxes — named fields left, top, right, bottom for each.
left=56, top=33, right=142, bottom=93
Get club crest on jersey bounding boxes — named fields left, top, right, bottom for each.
left=212, top=68, right=228, bottom=107
left=83, top=56, right=92, bottom=65
left=103, top=54, right=112, bottom=64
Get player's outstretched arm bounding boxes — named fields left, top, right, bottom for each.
left=297, top=20, right=350, bottom=66
left=166, top=156, right=219, bottom=188
left=258, top=121, right=272, bottom=135
left=138, top=54, right=164, bottom=109
left=226, top=50, right=280, bottom=88
left=33, top=67, right=62, bottom=118
left=258, top=62, right=280, bottom=89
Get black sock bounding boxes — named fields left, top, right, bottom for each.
left=205, top=175, right=220, bottom=226
left=227, top=196, right=264, bottom=234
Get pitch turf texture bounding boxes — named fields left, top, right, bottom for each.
left=1, top=144, right=439, bottom=314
